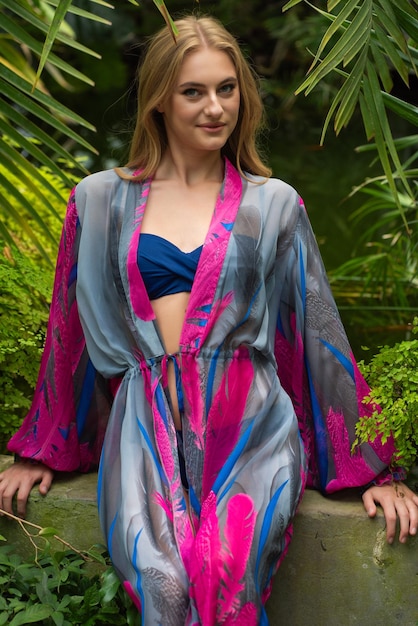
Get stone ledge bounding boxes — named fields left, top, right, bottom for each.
left=1, top=455, right=417, bottom=625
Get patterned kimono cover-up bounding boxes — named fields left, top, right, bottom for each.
left=9, top=160, right=396, bottom=625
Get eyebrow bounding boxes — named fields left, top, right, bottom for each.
left=178, top=77, right=238, bottom=89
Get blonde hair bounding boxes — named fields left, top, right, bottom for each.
left=120, top=15, right=271, bottom=180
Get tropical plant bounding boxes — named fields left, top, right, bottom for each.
left=0, top=0, right=113, bottom=260
left=355, top=318, right=418, bottom=472
left=281, top=0, right=417, bottom=332
left=0, top=0, right=175, bottom=261
left=329, top=136, right=418, bottom=331
left=282, top=0, right=418, bottom=220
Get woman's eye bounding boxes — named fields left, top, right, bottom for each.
left=219, top=83, right=235, bottom=94
left=183, top=88, right=200, bottom=97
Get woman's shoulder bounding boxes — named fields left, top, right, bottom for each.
left=74, top=168, right=140, bottom=212
left=243, top=174, right=301, bottom=211
left=73, top=168, right=140, bottom=224
left=75, top=167, right=129, bottom=196
left=245, top=173, right=299, bottom=197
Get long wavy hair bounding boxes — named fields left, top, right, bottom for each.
left=119, top=15, right=271, bottom=180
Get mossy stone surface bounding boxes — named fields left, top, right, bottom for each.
left=270, top=489, right=418, bottom=625
left=0, top=455, right=103, bottom=555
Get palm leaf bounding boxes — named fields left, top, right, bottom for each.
left=382, top=95, right=418, bottom=126
left=0, top=76, right=97, bottom=155
left=370, top=40, right=393, bottom=92
left=0, top=0, right=109, bottom=250
left=283, top=0, right=304, bottom=10
left=0, top=173, right=53, bottom=263
left=0, top=140, right=66, bottom=215
left=373, top=23, right=410, bottom=84
left=295, top=2, right=373, bottom=96
left=328, top=0, right=347, bottom=11
left=44, top=0, right=113, bottom=24
left=374, top=1, right=408, bottom=54
left=364, top=62, right=409, bottom=183
left=4, top=1, right=102, bottom=59
left=0, top=62, right=96, bottom=129
left=333, top=50, right=367, bottom=132
left=0, top=116, right=73, bottom=185
left=0, top=97, right=87, bottom=177
left=282, top=0, right=417, bottom=227
left=0, top=169, right=57, bottom=243
left=152, top=0, right=179, bottom=40
left=393, top=4, right=418, bottom=43
left=0, top=9, right=95, bottom=86
left=361, top=68, right=410, bottom=229
left=309, top=0, right=358, bottom=66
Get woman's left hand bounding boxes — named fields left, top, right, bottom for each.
left=362, top=481, right=418, bottom=544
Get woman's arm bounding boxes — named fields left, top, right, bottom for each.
left=274, top=194, right=418, bottom=541
left=3, top=188, right=114, bottom=515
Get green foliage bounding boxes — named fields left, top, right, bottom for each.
left=283, top=0, right=418, bottom=218
left=0, top=537, right=139, bottom=625
left=0, top=247, right=50, bottom=452
left=0, top=0, right=106, bottom=237
left=329, top=137, right=418, bottom=331
left=356, top=318, right=418, bottom=472
left=0, top=164, right=69, bottom=453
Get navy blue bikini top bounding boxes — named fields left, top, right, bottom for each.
left=137, top=234, right=203, bottom=300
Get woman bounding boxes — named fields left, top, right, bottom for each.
left=1, top=15, right=417, bottom=625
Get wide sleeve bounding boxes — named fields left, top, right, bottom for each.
left=274, top=195, right=402, bottom=493
left=7, top=190, right=114, bottom=472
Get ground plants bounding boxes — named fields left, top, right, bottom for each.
left=355, top=318, right=418, bottom=473
left=0, top=516, right=139, bottom=626
left=0, top=543, right=139, bottom=625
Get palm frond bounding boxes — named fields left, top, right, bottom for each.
left=283, top=0, right=417, bottom=217
left=0, top=0, right=112, bottom=248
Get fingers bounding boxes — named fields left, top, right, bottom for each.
left=383, top=499, right=398, bottom=544
left=403, top=488, right=418, bottom=538
left=363, top=482, right=418, bottom=544
left=362, top=490, right=377, bottom=518
left=0, top=462, right=54, bottom=518
left=0, top=468, right=19, bottom=516
left=393, top=493, right=409, bottom=544
left=391, top=485, right=418, bottom=543
left=15, top=480, right=33, bottom=519
left=0, top=483, right=16, bottom=517
left=38, top=469, right=54, bottom=496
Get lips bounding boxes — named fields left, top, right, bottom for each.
left=198, top=123, right=226, bottom=131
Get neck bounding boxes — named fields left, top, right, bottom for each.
left=156, top=147, right=224, bottom=186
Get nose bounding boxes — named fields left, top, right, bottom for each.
left=204, top=92, right=223, bottom=117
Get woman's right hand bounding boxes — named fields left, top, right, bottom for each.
left=0, top=461, right=54, bottom=518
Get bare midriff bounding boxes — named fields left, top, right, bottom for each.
left=150, top=291, right=191, bottom=430
left=151, top=291, right=194, bottom=516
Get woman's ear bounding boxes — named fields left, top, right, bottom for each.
left=156, top=102, right=164, bottom=113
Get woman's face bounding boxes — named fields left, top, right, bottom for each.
left=158, top=47, right=240, bottom=157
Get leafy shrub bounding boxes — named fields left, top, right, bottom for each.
left=356, top=318, right=418, bottom=472
left=0, top=247, right=51, bottom=452
left=0, top=535, right=139, bottom=626
left=0, top=165, right=72, bottom=453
